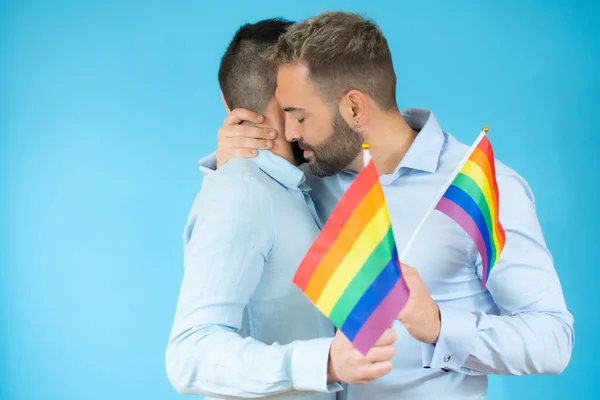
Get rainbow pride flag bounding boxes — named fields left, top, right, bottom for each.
left=294, top=155, right=409, bottom=355
left=434, top=131, right=506, bottom=288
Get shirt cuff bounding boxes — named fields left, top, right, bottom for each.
left=290, top=338, right=343, bottom=393
left=197, top=152, right=217, bottom=174
left=421, top=304, right=477, bottom=371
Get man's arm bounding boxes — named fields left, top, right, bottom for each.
left=165, top=171, right=337, bottom=398
left=422, top=169, right=574, bottom=375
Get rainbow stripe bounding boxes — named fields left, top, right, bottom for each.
left=294, top=159, right=409, bottom=355
left=434, top=134, right=506, bottom=288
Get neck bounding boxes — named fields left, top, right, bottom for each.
left=263, top=106, right=297, bottom=166
left=245, top=106, right=295, bottom=165
left=347, top=110, right=417, bottom=174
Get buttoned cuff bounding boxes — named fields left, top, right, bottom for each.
left=291, top=338, right=343, bottom=393
left=421, top=304, right=477, bottom=371
left=197, top=152, right=217, bottom=174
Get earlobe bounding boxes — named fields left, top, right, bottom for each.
left=220, top=92, right=231, bottom=113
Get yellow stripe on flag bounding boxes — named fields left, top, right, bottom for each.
left=460, top=159, right=501, bottom=253
left=316, top=204, right=391, bottom=315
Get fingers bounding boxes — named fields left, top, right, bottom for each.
left=374, top=328, right=397, bottom=347
left=351, top=361, right=393, bottom=384
left=365, top=343, right=396, bottom=363
left=399, top=263, right=421, bottom=291
left=366, top=328, right=397, bottom=363
left=215, top=109, right=277, bottom=168
left=227, top=148, right=261, bottom=158
left=218, top=124, right=276, bottom=140
left=215, top=141, right=270, bottom=167
left=227, top=137, right=273, bottom=150
left=216, top=147, right=260, bottom=168
left=400, top=263, right=417, bottom=276
left=224, top=108, right=265, bottom=125
left=362, top=361, right=393, bottom=382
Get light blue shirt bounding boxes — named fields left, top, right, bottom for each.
left=192, top=109, right=574, bottom=399
left=166, top=151, right=341, bottom=399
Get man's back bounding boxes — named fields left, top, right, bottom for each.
left=167, top=151, right=339, bottom=400
left=224, top=155, right=334, bottom=349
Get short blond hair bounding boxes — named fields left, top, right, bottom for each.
left=264, top=11, right=397, bottom=110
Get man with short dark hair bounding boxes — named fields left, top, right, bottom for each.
left=203, top=11, right=574, bottom=400
left=218, top=18, right=291, bottom=115
left=166, top=18, right=397, bottom=399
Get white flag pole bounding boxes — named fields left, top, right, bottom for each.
left=362, top=142, right=372, bottom=167
left=398, top=127, right=489, bottom=261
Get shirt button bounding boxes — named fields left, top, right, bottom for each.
left=443, top=354, right=452, bottom=363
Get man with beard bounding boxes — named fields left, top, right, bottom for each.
left=199, top=11, right=574, bottom=400
left=166, top=17, right=397, bottom=400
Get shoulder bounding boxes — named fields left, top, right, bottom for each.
left=189, top=159, right=273, bottom=222
left=183, top=159, right=274, bottom=244
left=494, top=161, right=537, bottom=222
left=209, top=158, right=265, bottom=183
left=201, top=159, right=273, bottom=201
left=442, top=132, right=534, bottom=199
left=440, top=133, right=539, bottom=224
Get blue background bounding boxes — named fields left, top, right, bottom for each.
left=1, top=0, right=597, bottom=398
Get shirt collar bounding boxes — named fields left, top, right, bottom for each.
left=252, top=149, right=306, bottom=189
left=395, top=108, right=445, bottom=174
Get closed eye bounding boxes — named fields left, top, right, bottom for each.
left=298, top=118, right=305, bottom=124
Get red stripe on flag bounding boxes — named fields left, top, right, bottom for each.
left=293, top=161, right=379, bottom=291
left=477, top=136, right=506, bottom=249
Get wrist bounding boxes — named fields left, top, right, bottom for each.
left=422, top=304, right=477, bottom=370
left=291, top=338, right=338, bottom=392
left=431, top=303, right=441, bottom=344
left=326, top=347, right=339, bottom=383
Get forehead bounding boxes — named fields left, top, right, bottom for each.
left=276, top=64, right=320, bottom=107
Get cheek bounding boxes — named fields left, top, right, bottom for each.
left=306, top=120, right=329, bottom=144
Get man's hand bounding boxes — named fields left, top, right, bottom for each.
left=327, top=327, right=396, bottom=385
left=397, top=263, right=441, bottom=344
left=216, top=108, right=278, bottom=168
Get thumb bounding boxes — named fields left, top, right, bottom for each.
left=401, top=262, right=420, bottom=275
left=399, top=262, right=413, bottom=275
left=398, top=263, right=420, bottom=290
left=336, top=329, right=351, bottom=343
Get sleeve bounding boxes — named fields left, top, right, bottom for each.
left=422, top=170, right=574, bottom=376
left=197, top=152, right=217, bottom=175
left=165, top=172, right=340, bottom=398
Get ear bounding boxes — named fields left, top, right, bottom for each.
left=339, top=90, right=367, bottom=129
left=220, top=92, right=231, bottom=114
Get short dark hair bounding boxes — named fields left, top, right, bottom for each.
left=265, top=12, right=397, bottom=111
left=218, top=18, right=295, bottom=113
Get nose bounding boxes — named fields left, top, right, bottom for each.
left=284, top=125, right=301, bottom=143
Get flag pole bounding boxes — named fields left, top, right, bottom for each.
left=362, top=142, right=372, bottom=166
left=398, top=126, right=489, bottom=261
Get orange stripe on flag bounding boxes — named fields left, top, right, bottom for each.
left=294, top=162, right=379, bottom=290
left=474, top=137, right=505, bottom=248
left=304, top=184, right=385, bottom=302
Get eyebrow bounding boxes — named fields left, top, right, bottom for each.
left=282, top=107, right=306, bottom=112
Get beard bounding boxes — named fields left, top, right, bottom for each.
left=299, top=109, right=363, bottom=177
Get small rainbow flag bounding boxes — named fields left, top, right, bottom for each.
left=293, top=146, right=409, bottom=355
left=434, top=129, right=506, bottom=288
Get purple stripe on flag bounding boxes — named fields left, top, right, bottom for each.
left=351, top=269, right=410, bottom=355
left=436, top=197, right=489, bottom=285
